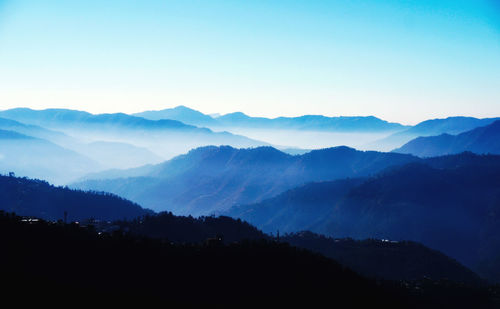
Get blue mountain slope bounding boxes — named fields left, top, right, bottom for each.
left=0, top=174, right=151, bottom=221
left=371, top=116, right=500, bottom=151
left=133, top=105, right=219, bottom=126
left=394, top=120, right=500, bottom=157
left=73, top=145, right=418, bottom=215
left=224, top=152, right=500, bottom=282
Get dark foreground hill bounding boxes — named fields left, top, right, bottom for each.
left=0, top=175, right=151, bottom=221
left=74, top=145, right=419, bottom=215
left=1, top=212, right=498, bottom=308
left=282, top=231, right=483, bottom=285
left=116, top=212, right=484, bottom=285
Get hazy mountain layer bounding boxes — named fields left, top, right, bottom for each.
left=74, top=145, right=418, bottom=215
left=133, top=105, right=219, bottom=127
left=370, top=116, right=500, bottom=151
left=0, top=129, right=100, bottom=184
left=394, top=120, right=500, bottom=157
left=133, top=105, right=407, bottom=132
left=0, top=108, right=268, bottom=159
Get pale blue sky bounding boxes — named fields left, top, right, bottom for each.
left=0, top=0, right=499, bottom=124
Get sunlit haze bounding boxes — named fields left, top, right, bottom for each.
left=0, top=0, right=499, bottom=124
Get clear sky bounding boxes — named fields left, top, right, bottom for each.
left=0, top=0, right=499, bottom=124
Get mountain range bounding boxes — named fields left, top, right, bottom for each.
left=0, top=174, right=486, bottom=287
left=0, top=129, right=100, bottom=184
left=394, top=120, right=500, bottom=157
left=226, top=152, right=500, bottom=282
left=134, top=105, right=407, bottom=132
left=73, top=145, right=419, bottom=215
left=0, top=108, right=267, bottom=160
left=0, top=174, right=150, bottom=221
left=372, top=116, right=500, bottom=151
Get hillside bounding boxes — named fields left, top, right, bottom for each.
left=225, top=153, right=500, bottom=282
left=0, top=211, right=404, bottom=307
left=370, top=116, right=500, bottom=151
left=117, top=212, right=484, bottom=285
left=3, top=211, right=499, bottom=307
left=0, top=175, right=151, bottom=221
left=226, top=178, right=366, bottom=233
left=394, top=120, right=500, bottom=157
left=74, top=145, right=419, bottom=215
left=318, top=158, right=500, bottom=281
left=282, top=232, right=483, bottom=285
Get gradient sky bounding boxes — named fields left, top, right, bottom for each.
left=0, top=0, right=499, bottom=124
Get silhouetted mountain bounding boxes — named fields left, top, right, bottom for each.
left=0, top=108, right=267, bottom=159
left=74, top=146, right=419, bottom=215
left=117, top=212, right=267, bottom=244
left=5, top=212, right=497, bottom=308
left=371, top=116, right=500, bottom=151
left=394, top=120, right=500, bottom=157
left=0, top=175, right=151, bottom=221
left=0, top=129, right=100, bottom=184
left=282, top=232, right=483, bottom=285
left=133, top=105, right=219, bottom=126
left=118, top=211, right=483, bottom=285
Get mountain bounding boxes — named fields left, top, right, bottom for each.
left=218, top=113, right=407, bottom=132
left=0, top=174, right=151, bottom=221
left=133, top=105, right=219, bottom=127
left=226, top=178, right=366, bottom=234
left=73, top=145, right=419, bottom=215
left=0, top=116, right=164, bottom=170
left=0, top=129, right=100, bottom=184
left=4, top=211, right=499, bottom=307
left=225, top=153, right=500, bottom=282
left=319, top=156, right=500, bottom=282
left=394, top=120, right=500, bottom=157
left=370, top=116, right=500, bottom=151
left=0, top=117, right=69, bottom=142
left=0, top=108, right=267, bottom=159
left=118, top=211, right=483, bottom=285
left=282, top=232, right=483, bottom=285
left=73, top=141, right=164, bottom=169
left=133, top=106, right=407, bottom=132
